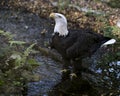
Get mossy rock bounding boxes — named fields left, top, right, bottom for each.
left=49, top=78, right=100, bottom=96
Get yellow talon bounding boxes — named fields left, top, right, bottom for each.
left=70, top=73, right=77, bottom=79
left=60, top=69, right=68, bottom=73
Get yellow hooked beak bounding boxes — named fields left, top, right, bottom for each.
left=49, top=13, right=55, bottom=18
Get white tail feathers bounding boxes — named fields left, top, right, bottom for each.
left=101, top=39, right=116, bottom=47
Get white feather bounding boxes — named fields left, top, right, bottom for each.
left=54, top=13, right=68, bottom=36
left=101, top=39, right=116, bottom=47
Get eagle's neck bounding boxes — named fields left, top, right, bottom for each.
left=54, top=20, right=68, bottom=36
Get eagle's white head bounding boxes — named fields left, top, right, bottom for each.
left=49, top=13, right=68, bottom=36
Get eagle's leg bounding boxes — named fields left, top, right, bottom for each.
left=72, top=60, right=83, bottom=77
left=61, top=59, right=72, bottom=81
left=72, top=60, right=96, bottom=77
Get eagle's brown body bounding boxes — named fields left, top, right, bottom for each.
left=49, top=13, right=115, bottom=80
left=51, top=29, right=111, bottom=61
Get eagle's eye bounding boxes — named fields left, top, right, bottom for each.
left=58, top=15, right=62, bottom=18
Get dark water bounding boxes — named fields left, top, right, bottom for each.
left=28, top=55, right=62, bottom=96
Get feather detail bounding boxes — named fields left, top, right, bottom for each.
left=101, top=39, right=116, bottom=47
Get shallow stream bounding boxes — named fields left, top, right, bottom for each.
left=0, top=8, right=62, bottom=96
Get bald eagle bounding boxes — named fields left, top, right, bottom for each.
left=49, top=13, right=116, bottom=80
